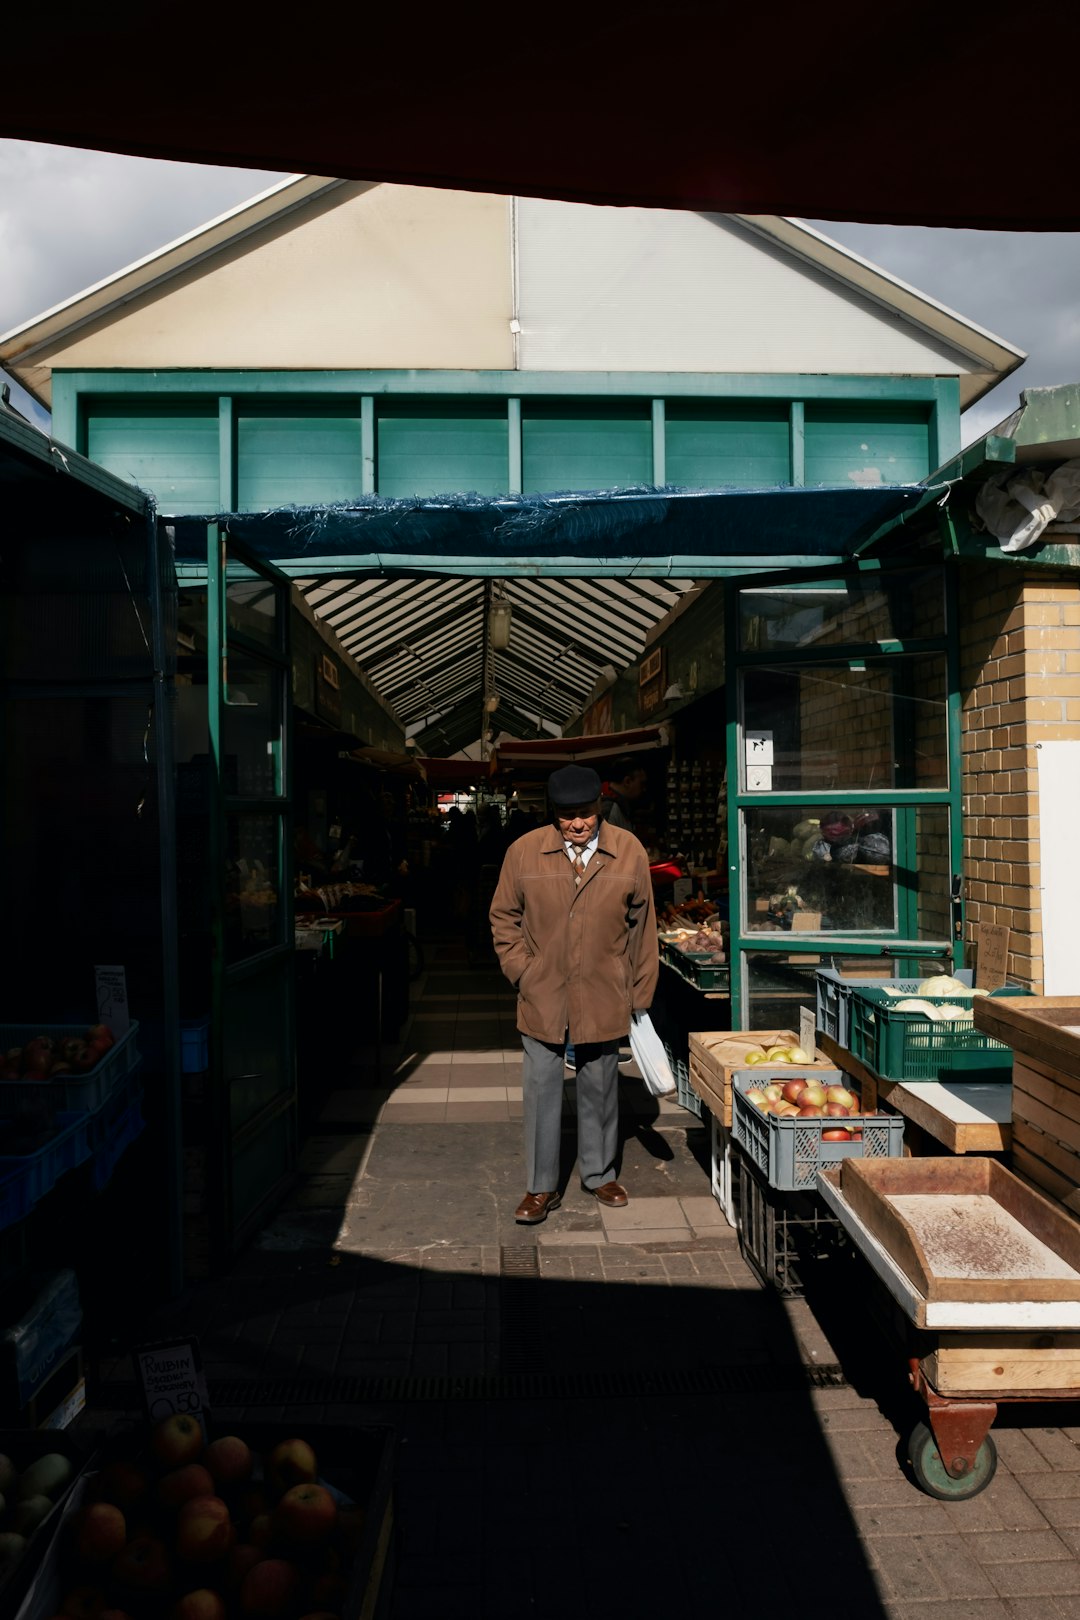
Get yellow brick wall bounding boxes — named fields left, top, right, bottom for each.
left=959, top=561, right=1080, bottom=988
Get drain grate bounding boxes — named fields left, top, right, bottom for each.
left=96, top=1360, right=847, bottom=1409
left=499, top=1245, right=540, bottom=1277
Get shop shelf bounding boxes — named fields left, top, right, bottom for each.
left=662, top=942, right=729, bottom=992
left=731, top=1069, right=904, bottom=1191
left=848, top=985, right=1031, bottom=1082
left=180, top=1015, right=210, bottom=1073
left=815, top=968, right=973, bottom=1046
left=0, top=1022, right=140, bottom=1122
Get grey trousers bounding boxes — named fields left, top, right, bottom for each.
left=521, top=1033, right=621, bottom=1194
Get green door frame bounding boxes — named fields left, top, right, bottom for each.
left=724, top=559, right=964, bottom=1028
left=206, top=526, right=296, bottom=1257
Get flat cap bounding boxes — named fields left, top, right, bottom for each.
left=547, top=764, right=602, bottom=806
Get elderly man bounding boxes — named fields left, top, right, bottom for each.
left=490, top=764, right=659, bottom=1223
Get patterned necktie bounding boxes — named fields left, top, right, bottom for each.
left=573, top=855, right=586, bottom=885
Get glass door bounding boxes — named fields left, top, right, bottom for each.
left=726, top=565, right=962, bottom=1030
left=207, top=529, right=295, bottom=1253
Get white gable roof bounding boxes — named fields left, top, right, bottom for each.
left=0, top=177, right=1023, bottom=408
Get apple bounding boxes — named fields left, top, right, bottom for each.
left=797, top=1104, right=823, bottom=1118
left=15, top=1494, right=54, bottom=1534
left=825, top=1086, right=857, bottom=1111
left=158, top=1463, right=215, bottom=1510
left=799, top=1084, right=827, bottom=1110
left=272, top=1484, right=337, bottom=1549
left=744, top=1088, right=769, bottom=1112
left=742, top=1051, right=765, bottom=1064
left=113, top=1534, right=172, bottom=1592
left=227, top=1544, right=266, bottom=1591
left=240, top=1559, right=302, bottom=1618
left=203, top=1435, right=253, bottom=1489
left=151, top=1413, right=205, bottom=1469
left=0, top=1529, right=26, bottom=1564
left=822, top=1127, right=853, bottom=1141
left=249, top=1514, right=274, bottom=1550
left=97, top=1459, right=150, bottom=1512
left=824, top=1103, right=850, bottom=1117
left=773, top=1102, right=800, bottom=1117
left=171, top=1590, right=228, bottom=1620
left=265, top=1439, right=317, bottom=1493
left=59, top=1587, right=108, bottom=1619
left=74, top=1503, right=127, bottom=1564
left=176, top=1496, right=234, bottom=1564
left=762, top=1084, right=784, bottom=1104
left=85, top=1025, right=115, bottom=1050
left=781, top=1079, right=808, bottom=1105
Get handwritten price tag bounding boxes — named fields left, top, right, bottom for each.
left=135, top=1337, right=211, bottom=1433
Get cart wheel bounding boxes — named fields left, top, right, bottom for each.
left=907, top=1420, right=997, bottom=1500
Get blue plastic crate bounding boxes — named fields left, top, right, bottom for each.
left=89, top=1097, right=145, bottom=1192
left=180, top=1016, right=210, bottom=1074
left=0, top=1022, right=140, bottom=1121
left=814, top=970, right=973, bottom=1047
left=731, top=1068, right=904, bottom=1191
left=0, top=1112, right=93, bottom=1231
left=0, top=1168, right=32, bottom=1235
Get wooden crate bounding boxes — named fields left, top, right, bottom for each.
left=975, top=995, right=1080, bottom=1080
left=688, top=1029, right=804, bottom=1128
left=924, top=1331, right=1080, bottom=1396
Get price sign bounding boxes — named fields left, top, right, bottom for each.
left=94, top=965, right=130, bottom=1039
left=673, top=878, right=693, bottom=905
left=977, top=922, right=1010, bottom=990
left=799, top=1005, right=817, bottom=1062
left=135, top=1337, right=211, bottom=1432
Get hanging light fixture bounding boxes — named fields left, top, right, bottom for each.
left=488, top=598, right=512, bottom=650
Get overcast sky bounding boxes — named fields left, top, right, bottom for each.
left=3, top=138, right=1078, bottom=450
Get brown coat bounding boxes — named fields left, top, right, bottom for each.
left=489, top=820, right=659, bottom=1045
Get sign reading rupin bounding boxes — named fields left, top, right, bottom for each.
left=135, top=1336, right=212, bottom=1433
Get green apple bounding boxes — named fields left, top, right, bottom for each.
left=18, top=1452, right=73, bottom=1500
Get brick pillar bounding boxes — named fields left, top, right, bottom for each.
left=959, top=562, right=1080, bottom=989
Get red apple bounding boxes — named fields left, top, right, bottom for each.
left=74, top=1503, right=127, bottom=1564
left=272, top=1484, right=337, bottom=1549
left=781, top=1079, right=808, bottom=1105
left=239, top=1558, right=301, bottom=1618
left=176, top=1496, right=234, bottom=1565
left=203, top=1435, right=253, bottom=1489
left=97, top=1460, right=150, bottom=1513
left=825, top=1085, right=857, bottom=1111
left=158, top=1464, right=215, bottom=1510
left=113, top=1534, right=172, bottom=1592
left=824, top=1102, right=850, bottom=1117
left=151, top=1413, right=205, bottom=1469
left=85, top=1024, right=115, bottom=1050
left=171, top=1590, right=227, bottom=1620
left=744, top=1088, right=769, bottom=1112
left=227, top=1544, right=266, bottom=1591
left=821, top=1127, right=853, bottom=1142
left=265, top=1439, right=317, bottom=1493
left=799, top=1083, right=827, bottom=1109
left=797, top=1104, right=823, bottom=1117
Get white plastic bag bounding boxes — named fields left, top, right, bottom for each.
left=629, top=1009, right=676, bottom=1097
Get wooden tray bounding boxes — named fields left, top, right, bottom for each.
left=837, top=1157, right=1080, bottom=1304
left=974, top=996, right=1080, bottom=1081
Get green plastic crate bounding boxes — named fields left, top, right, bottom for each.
left=848, top=986, right=1030, bottom=1082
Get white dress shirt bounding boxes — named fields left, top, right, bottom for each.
left=565, top=830, right=601, bottom=869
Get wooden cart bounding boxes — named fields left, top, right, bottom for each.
left=818, top=1156, right=1080, bottom=1500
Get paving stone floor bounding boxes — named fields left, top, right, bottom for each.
left=86, top=940, right=1080, bottom=1619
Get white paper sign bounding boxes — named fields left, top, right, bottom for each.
left=673, top=878, right=693, bottom=905
left=745, top=730, right=774, bottom=765
left=799, top=1005, right=817, bottom=1061
left=94, top=965, right=130, bottom=1038
left=747, top=765, right=773, bottom=792
left=135, top=1336, right=211, bottom=1430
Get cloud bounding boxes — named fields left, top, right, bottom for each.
left=0, top=140, right=286, bottom=331
left=802, top=219, right=1080, bottom=445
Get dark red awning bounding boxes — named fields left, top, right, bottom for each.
left=6, top=5, right=1080, bottom=229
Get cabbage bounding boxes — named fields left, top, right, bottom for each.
left=930, top=1003, right=973, bottom=1022
left=920, top=974, right=971, bottom=997
left=893, top=998, right=937, bottom=1017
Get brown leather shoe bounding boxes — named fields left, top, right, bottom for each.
left=515, top=1190, right=562, bottom=1224
left=588, top=1181, right=628, bottom=1207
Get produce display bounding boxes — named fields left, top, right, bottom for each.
left=0, top=1447, right=77, bottom=1591
left=1, top=1028, right=116, bottom=1085
left=741, top=1072, right=865, bottom=1143
left=29, top=1418, right=369, bottom=1620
